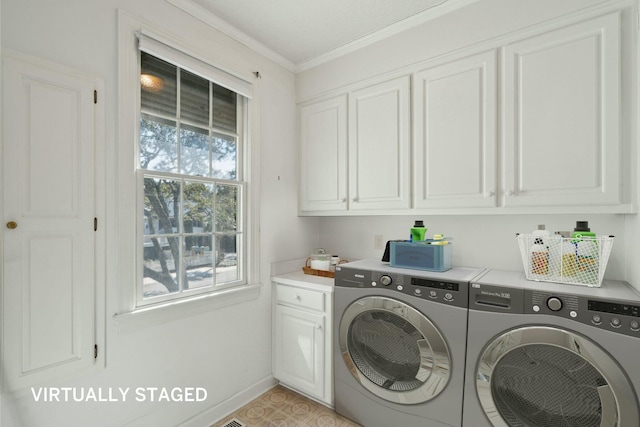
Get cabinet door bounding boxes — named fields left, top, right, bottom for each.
left=274, top=305, right=325, bottom=400
left=414, top=50, right=497, bottom=208
left=2, top=53, right=97, bottom=391
left=503, top=13, right=620, bottom=207
left=349, top=76, right=411, bottom=210
left=299, top=95, right=348, bottom=212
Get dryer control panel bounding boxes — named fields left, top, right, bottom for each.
left=526, top=290, right=640, bottom=339
left=469, top=283, right=640, bottom=339
left=335, top=266, right=468, bottom=308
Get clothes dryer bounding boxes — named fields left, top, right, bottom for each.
left=463, top=269, right=640, bottom=427
left=334, top=259, right=483, bottom=427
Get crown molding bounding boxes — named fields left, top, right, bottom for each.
left=165, top=0, right=298, bottom=72
left=166, top=0, right=483, bottom=73
left=295, top=0, right=482, bottom=71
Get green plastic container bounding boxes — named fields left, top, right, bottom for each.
left=410, top=220, right=427, bottom=242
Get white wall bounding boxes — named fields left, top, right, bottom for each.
left=0, top=0, right=317, bottom=426
left=319, top=215, right=627, bottom=280
left=296, top=0, right=639, bottom=288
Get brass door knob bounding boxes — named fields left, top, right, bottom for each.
left=6, top=221, right=17, bottom=229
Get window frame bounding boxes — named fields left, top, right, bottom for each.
left=116, top=12, right=261, bottom=321
left=136, top=47, right=249, bottom=308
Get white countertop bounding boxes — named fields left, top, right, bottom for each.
left=271, top=269, right=335, bottom=293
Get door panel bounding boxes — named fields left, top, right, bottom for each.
left=299, top=95, right=347, bottom=212
left=349, top=76, right=410, bottom=210
left=274, top=305, right=324, bottom=399
left=414, top=50, right=497, bottom=208
left=503, top=13, right=620, bottom=207
left=3, top=52, right=96, bottom=391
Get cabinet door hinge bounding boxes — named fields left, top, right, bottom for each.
left=94, top=217, right=98, bottom=231
left=94, top=344, right=98, bottom=359
left=94, top=90, right=97, bottom=104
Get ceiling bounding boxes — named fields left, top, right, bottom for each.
left=167, top=0, right=478, bottom=71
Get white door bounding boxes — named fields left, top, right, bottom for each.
left=414, top=50, right=497, bottom=208
left=503, top=13, right=621, bottom=207
left=299, top=95, right=348, bottom=212
left=274, top=305, right=325, bottom=400
left=349, top=76, right=411, bottom=211
left=2, top=52, right=97, bottom=391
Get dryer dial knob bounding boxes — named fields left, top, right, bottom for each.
left=547, top=297, right=563, bottom=311
left=380, top=275, right=392, bottom=286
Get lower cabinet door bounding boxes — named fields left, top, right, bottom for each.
left=274, top=305, right=325, bottom=400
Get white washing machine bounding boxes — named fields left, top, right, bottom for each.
left=334, top=259, right=484, bottom=427
left=463, top=269, right=640, bottom=427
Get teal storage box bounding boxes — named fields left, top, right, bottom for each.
left=390, top=241, right=452, bottom=272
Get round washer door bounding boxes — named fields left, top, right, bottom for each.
left=339, top=296, right=451, bottom=404
left=476, top=326, right=639, bottom=427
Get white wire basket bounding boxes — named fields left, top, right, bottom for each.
left=517, top=234, right=614, bottom=287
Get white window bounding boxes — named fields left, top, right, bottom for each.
left=137, top=35, right=250, bottom=307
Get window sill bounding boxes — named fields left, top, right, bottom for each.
left=113, top=283, right=262, bottom=334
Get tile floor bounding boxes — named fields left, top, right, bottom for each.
left=211, top=385, right=362, bottom=427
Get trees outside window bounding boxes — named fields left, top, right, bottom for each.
left=139, top=52, right=245, bottom=304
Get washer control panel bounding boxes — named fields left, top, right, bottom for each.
left=527, top=290, right=640, bottom=339
left=335, top=267, right=468, bottom=308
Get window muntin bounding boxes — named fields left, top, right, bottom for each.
left=139, top=52, right=245, bottom=305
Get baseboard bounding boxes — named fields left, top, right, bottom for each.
left=178, top=376, right=278, bottom=427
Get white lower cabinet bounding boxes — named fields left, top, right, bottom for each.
left=272, top=279, right=333, bottom=405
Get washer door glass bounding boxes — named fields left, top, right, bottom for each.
left=476, top=326, right=639, bottom=427
left=339, top=296, right=451, bottom=404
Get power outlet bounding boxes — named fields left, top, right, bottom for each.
left=374, top=235, right=384, bottom=250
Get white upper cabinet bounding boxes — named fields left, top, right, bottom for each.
left=298, top=9, right=631, bottom=215
left=348, top=76, right=411, bottom=211
left=299, top=95, right=348, bottom=212
left=502, top=13, right=621, bottom=208
left=414, top=50, right=497, bottom=208
left=299, top=76, right=410, bottom=214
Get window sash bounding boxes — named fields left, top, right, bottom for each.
left=138, top=170, right=245, bottom=306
